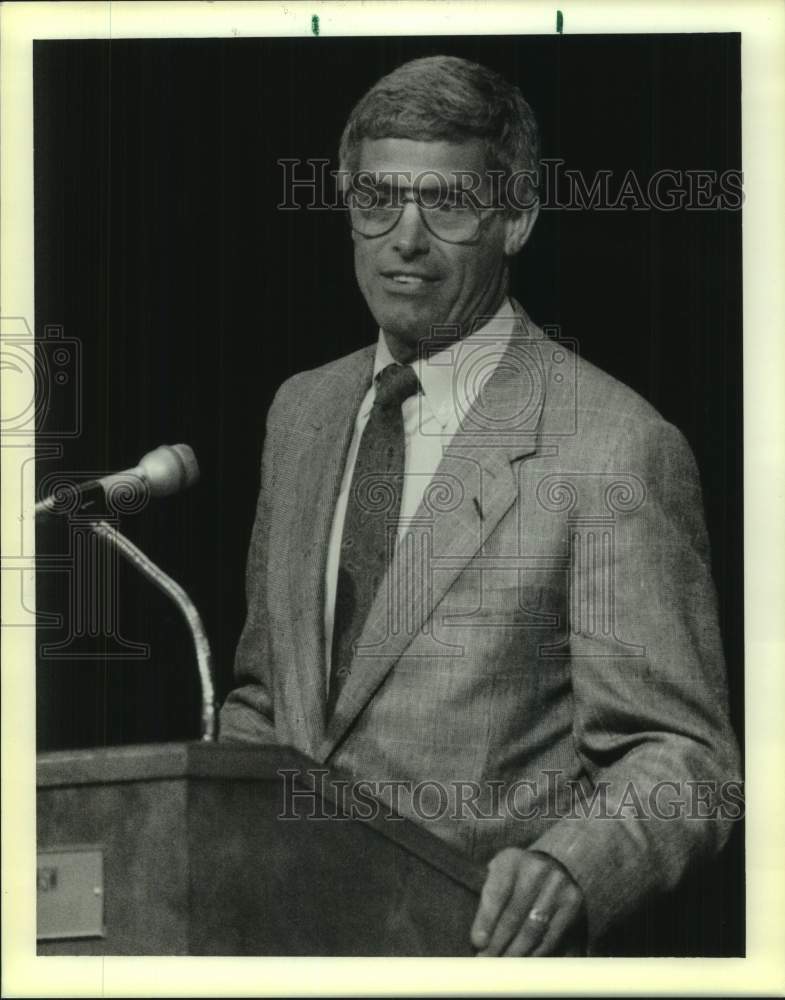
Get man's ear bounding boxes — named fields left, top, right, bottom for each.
left=503, top=202, right=540, bottom=256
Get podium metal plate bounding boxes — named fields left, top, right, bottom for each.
left=37, top=846, right=105, bottom=941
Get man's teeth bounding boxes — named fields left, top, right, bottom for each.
left=393, top=275, right=424, bottom=284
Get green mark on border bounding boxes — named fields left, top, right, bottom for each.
left=556, top=10, right=563, bottom=34
left=311, top=14, right=320, bottom=36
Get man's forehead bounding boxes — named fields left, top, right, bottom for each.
left=356, top=136, right=489, bottom=185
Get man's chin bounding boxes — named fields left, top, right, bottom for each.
left=374, top=305, right=443, bottom=348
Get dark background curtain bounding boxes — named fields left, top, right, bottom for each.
left=33, top=34, right=743, bottom=956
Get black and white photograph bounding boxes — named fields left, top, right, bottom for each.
left=2, top=1, right=783, bottom=996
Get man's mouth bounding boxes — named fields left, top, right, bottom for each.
left=380, top=271, right=439, bottom=288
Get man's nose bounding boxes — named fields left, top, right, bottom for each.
left=392, top=202, right=430, bottom=256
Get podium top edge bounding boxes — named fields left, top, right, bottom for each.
left=36, top=741, right=313, bottom=786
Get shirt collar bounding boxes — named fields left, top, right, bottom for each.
left=370, top=297, right=517, bottom=430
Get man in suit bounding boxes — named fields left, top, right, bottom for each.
left=220, top=55, right=740, bottom=955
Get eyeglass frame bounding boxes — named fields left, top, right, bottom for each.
left=343, top=181, right=503, bottom=246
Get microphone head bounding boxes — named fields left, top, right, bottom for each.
left=139, top=444, right=200, bottom=498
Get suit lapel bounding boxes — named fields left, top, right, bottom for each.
left=286, top=346, right=375, bottom=755
left=318, top=311, right=547, bottom=761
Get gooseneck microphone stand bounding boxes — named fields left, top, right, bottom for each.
left=87, top=519, right=217, bottom=742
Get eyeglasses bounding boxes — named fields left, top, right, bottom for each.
left=346, top=187, right=495, bottom=245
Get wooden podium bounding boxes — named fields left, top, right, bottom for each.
left=36, top=742, right=485, bottom=956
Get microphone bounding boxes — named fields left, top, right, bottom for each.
left=35, top=442, right=217, bottom=739
left=35, top=444, right=200, bottom=517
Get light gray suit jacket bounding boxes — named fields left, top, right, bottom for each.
left=220, top=301, right=741, bottom=943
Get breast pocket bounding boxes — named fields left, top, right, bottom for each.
left=437, top=567, right=559, bottom=624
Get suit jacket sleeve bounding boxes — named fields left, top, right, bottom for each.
left=218, top=389, right=283, bottom=744
left=528, top=417, right=741, bottom=943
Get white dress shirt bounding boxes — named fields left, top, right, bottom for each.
left=323, top=298, right=517, bottom=677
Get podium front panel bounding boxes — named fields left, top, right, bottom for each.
left=37, top=743, right=484, bottom=955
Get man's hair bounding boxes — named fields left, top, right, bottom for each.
left=338, top=55, right=541, bottom=210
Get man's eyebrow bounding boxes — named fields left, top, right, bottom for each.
left=363, top=175, right=415, bottom=190
left=366, top=176, right=465, bottom=192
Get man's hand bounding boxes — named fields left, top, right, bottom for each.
left=471, top=848, right=586, bottom=956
